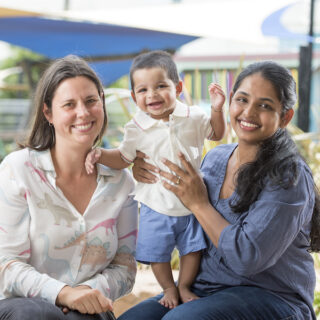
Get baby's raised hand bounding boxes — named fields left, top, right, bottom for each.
left=208, top=83, right=225, bottom=112
left=85, top=148, right=102, bottom=174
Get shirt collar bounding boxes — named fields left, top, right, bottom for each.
left=35, top=149, right=55, bottom=172
left=173, top=100, right=190, bottom=117
left=34, top=149, right=116, bottom=177
left=133, top=100, right=190, bottom=130
left=96, top=164, right=117, bottom=177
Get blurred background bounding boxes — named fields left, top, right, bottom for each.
left=0, top=0, right=319, bottom=316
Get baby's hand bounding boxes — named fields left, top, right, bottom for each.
left=85, top=148, right=102, bottom=174
left=208, top=83, right=225, bottom=112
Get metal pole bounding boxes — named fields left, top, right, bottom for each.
left=64, top=0, right=70, bottom=11
left=309, top=0, right=315, bottom=38
left=297, top=0, right=314, bottom=132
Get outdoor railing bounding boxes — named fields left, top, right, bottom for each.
left=0, top=99, right=31, bottom=141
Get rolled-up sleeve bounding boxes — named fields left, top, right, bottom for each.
left=217, top=165, right=314, bottom=277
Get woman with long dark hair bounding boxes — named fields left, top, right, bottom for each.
left=119, top=61, right=320, bottom=319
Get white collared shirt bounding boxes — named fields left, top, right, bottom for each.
left=119, top=100, right=213, bottom=216
left=0, top=148, right=138, bottom=304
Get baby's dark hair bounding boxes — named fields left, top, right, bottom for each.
left=129, top=50, right=179, bottom=90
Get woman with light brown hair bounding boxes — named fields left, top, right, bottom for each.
left=0, top=55, right=138, bottom=319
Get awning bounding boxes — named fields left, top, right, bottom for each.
left=0, top=10, right=198, bottom=85
left=90, top=60, right=132, bottom=87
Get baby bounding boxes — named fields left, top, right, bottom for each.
left=86, top=50, right=226, bottom=309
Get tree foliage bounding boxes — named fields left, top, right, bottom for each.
left=0, top=45, right=47, bottom=99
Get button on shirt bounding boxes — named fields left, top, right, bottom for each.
left=119, top=100, right=213, bottom=217
left=193, top=144, right=316, bottom=320
left=0, top=148, right=138, bottom=305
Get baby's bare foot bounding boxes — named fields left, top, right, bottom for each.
left=178, top=285, right=199, bottom=303
left=159, top=287, right=179, bottom=309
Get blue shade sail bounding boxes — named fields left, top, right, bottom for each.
left=0, top=16, right=197, bottom=59
left=0, top=16, right=197, bottom=85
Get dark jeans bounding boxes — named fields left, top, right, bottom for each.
left=0, top=298, right=116, bottom=320
left=118, top=286, right=297, bottom=320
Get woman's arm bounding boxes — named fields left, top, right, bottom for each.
left=132, top=151, right=230, bottom=246
left=216, top=164, right=314, bottom=276
left=56, top=285, right=113, bottom=314
left=160, top=153, right=230, bottom=247
left=0, top=158, right=66, bottom=304
left=161, top=154, right=315, bottom=277
left=0, top=156, right=114, bottom=315
left=78, top=190, right=138, bottom=301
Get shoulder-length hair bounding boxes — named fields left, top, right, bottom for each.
left=21, top=55, right=107, bottom=150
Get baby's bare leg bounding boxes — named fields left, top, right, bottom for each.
left=178, top=251, right=201, bottom=303
left=151, top=262, right=179, bottom=309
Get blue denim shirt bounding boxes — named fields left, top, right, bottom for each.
left=193, top=143, right=316, bottom=320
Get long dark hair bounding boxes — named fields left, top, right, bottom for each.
left=21, top=55, right=107, bottom=150
left=230, top=61, right=320, bottom=252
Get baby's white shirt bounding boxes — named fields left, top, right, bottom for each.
left=119, top=100, right=213, bottom=217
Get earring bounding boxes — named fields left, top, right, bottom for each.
left=48, top=122, right=53, bottom=127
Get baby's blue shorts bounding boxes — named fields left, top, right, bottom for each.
left=135, top=203, right=207, bottom=264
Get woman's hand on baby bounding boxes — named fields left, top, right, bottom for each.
left=160, top=153, right=210, bottom=213
left=132, top=151, right=159, bottom=184
left=56, top=285, right=113, bottom=315
left=209, top=83, right=225, bottom=112
left=85, top=148, right=102, bottom=174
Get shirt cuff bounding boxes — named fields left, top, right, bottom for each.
left=206, top=127, right=215, bottom=140
left=79, top=278, right=110, bottom=298
left=119, top=151, right=134, bottom=164
left=40, top=279, right=67, bottom=305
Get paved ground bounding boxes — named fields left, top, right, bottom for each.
left=113, top=268, right=178, bottom=317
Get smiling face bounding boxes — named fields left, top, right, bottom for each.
left=131, top=67, right=182, bottom=121
left=229, top=73, right=293, bottom=147
left=43, top=76, right=104, bottom=150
